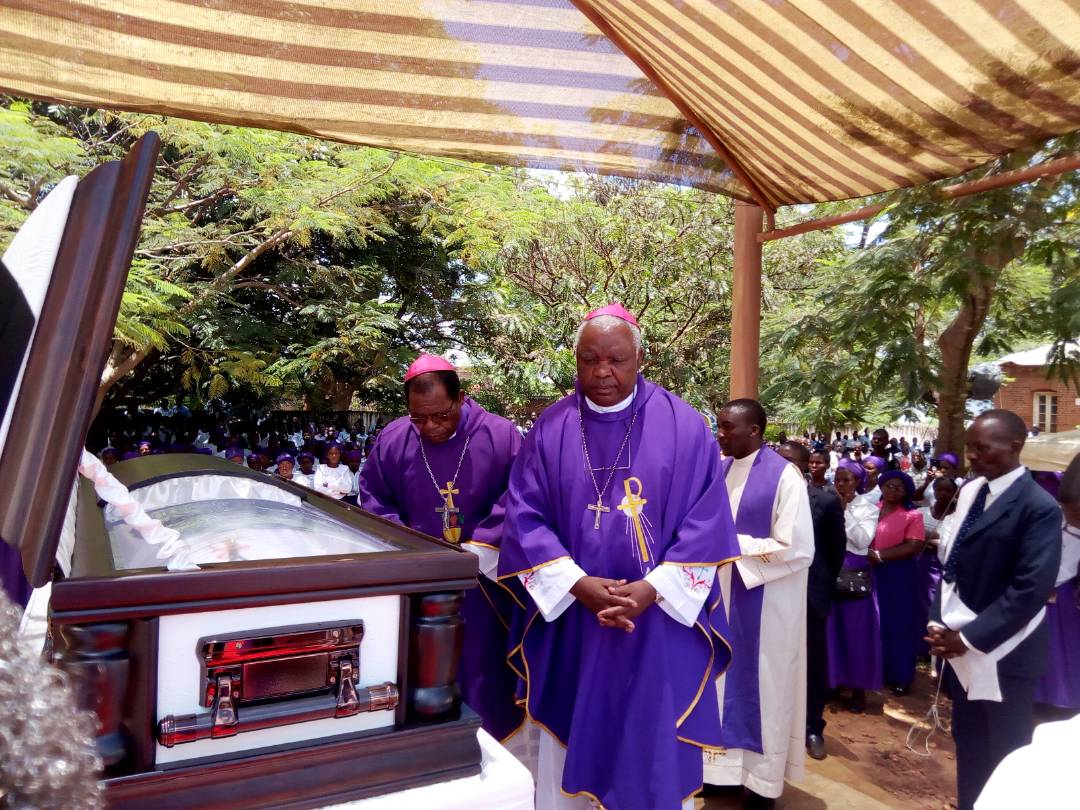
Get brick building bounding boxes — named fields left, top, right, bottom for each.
left=992, top=343, right=1080, bottom=434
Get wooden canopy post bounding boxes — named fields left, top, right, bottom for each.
left=731, top=201, right=764, bottom=400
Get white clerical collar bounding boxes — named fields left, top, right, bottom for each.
left=585, top=385, right=637, bottom=413
left=729, top=447, right=761, bottom=467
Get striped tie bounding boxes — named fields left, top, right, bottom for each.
left=943, top=483, right=989, bottom=584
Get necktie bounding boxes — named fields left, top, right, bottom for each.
left=943, top=483, right=989, bottom=584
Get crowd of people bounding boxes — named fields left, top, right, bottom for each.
left=3, top=304, right=1077, bottom=810
left=86, top=411, right=394, bottom=505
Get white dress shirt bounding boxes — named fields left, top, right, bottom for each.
left=936, top=465, right=1043, bottom=701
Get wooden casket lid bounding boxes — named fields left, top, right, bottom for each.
left=0, top=134, right=160, bottom=589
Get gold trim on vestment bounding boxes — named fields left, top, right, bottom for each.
left=676, top=620, right=715, bottom=727
left=661, top=554, right=741, bottom=567
left=498, top=713, right=529, bottom=745
left=463, top=539, right=499, bottom=551
left=515, top=610, right=571, bottom=749
left=496, top=555, right=571, bottom=580
left=559, top=786, right=608, bottom=808
left=461, top=538, right=527, bottom=610
left=676, top=736, right=727, bottom=752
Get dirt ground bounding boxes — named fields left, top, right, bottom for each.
left=699, top=661, right=959, bottom=809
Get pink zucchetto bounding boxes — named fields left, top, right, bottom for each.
left=584, top=302, right=640, bottom=329
left=404, top=353, right=457, bottom=382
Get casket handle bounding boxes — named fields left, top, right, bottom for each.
left=158, top=678, right=399, bottom=748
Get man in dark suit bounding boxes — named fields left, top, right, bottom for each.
left=777, top=442, right=846, bottom=761
left=927, top=409, right=1061, bottom=810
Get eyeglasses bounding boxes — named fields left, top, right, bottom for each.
left=409, top=406, right=455, bottom=425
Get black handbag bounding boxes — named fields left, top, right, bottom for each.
left=834, top=567, right=872, bottom=599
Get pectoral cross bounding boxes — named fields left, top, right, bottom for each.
left=436, top=481, right=461, bottom=542
left=587, top=497, right=610, bottom=530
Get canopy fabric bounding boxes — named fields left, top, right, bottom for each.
left=0, top=0, right=740, bottom=196
left=1021, top=428, right=1080, bottom=472
left=2, top=1, right=1080, bottom=207
left=580, top=0, right=1080, bottom=208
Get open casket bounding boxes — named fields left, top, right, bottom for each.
left=0, top=135, right=483, bottom=808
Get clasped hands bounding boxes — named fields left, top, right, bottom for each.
left=570, top=576, right=656, bottom=633
left=924, top=625, right=967, bottom=659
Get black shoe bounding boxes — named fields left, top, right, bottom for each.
left=806, top=733, right=826, bottom=760
left=743, top=789, right=776, bottom=809
left=891, top=683, right=911, bottom=697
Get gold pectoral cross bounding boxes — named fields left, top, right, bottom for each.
left=587, top=497, right=610, bottom=530
left=436, top=481, right=461, bottom=543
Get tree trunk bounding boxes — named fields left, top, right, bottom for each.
left=307, top=371, right=355, bottom=413
left=934, top=242, right=1023, bottom=458
left=94, top=342, right=153, bottom=418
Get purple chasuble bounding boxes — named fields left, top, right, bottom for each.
left=718, top=447, right=788, bottom=754
left=359, top=398, right=525, bottom=740
left=498, top=375, right=739, bottom=810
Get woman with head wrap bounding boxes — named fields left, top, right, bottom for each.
left=862, top=456, right=888, bottom=503
left=1036, top=456, right=1080, bottom=710
left=293, top=451, right=316, bottom=488
left=914, top=451, right=962, bottom=506
left=870, top=470, right=926, bottom=695
left=859, top=453, right=885, bottom=505
left=827, top=458, right=884, bottom=712
left=273, top=453, right=295, bottom=484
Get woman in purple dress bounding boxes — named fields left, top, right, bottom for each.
left=917, top=476, right=958, bottom=655
left=827, top=459, right=883, bottom=712
left=870, top=470, right=926, bottom=695
left=1037, top=456, right=1080, bottom=710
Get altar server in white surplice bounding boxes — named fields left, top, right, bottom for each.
left=705, top=399, right=814, bottom=805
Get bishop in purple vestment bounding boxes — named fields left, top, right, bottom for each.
left=498, top=306, right=739, bottom=810
left=359, top=354, right=525, bottom=741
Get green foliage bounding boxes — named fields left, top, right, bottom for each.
left=471, top=177, right=844, bottom=414
left=764, top=136, right=1080, bottom=442
left=0, top=99, right=541, bottom=412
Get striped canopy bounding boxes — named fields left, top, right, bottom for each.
left=3, top=1, right=1080, bottom=209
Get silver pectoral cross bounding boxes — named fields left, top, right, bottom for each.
left=587, top=497, right=610, bottom=530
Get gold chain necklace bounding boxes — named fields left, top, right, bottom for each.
left=418, top=434, right=471, bottom=542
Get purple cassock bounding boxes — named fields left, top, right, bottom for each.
left=1036, top=579, right=1080, bottom=709
left=358, top=398, right=525, bottom=741
left=716, top=446, right=787, bottom=753
left=498, top=374, right=739, bottom=810
left=827, top=552, right=884, bottom=690
left=1, top=540, right=31, bottom=607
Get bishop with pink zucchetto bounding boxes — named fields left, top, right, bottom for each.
left=403, top=352, right=456, bottom=382
left=359, top=353, right=525, bottom=742
left=584, top=301, right=640, bottom=328
left=498, top=305, right=740, bottom=809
